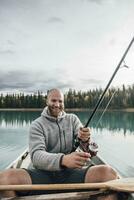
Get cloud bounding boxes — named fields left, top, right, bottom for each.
left=47, top=17, right=64, bottom=24
left=7, top=40, right=15, bottom=46
left=87, top=0, right=104, bottom=4
left=0, top=49, right=15, bottom=55
left=0, top=69, right=73, bottom=93
left=0, top=70, right=34, bottom=90
left=0, top=40, right=16, bottom=55
left=82, top=78, right=102, bottom=85
left=0, top=68, right=102, bottom=93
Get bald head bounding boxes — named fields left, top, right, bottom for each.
left=47, top=88, right=64, bottom=117
left=47, top=88, right=64, bottom=100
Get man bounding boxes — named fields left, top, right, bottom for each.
left=0, top=88, right=118, bottom=199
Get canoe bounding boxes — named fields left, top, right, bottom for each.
left=4, top=149, right=134, bottom=200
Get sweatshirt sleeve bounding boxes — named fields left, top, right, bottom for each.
left=29, top=121, right=64, bottom=171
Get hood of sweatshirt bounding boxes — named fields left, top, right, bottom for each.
left=41, top=106, right=66, bottom=122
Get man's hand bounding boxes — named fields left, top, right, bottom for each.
left=78, top=127, right=91, bottom=142
left=61, top=152, right=91, bottom=169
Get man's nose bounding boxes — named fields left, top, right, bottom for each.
left=55, top=101, right=60, bottom=107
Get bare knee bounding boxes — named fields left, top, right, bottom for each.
left=95, top=165, right=118, bottom=180
left=0, top=169, right=32, bottom=185
left=0, top=169, right=31, bottom=198
left=85, top=165, right=118, bottom=183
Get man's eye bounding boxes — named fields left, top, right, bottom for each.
left=51, top=100, right=62, bottom=103
left=52, top=100, right=56, bottom=102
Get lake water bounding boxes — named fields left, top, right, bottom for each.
left=0, top=110, right=134, bottom=177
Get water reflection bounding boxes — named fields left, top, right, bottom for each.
left=0, top=111, right=41, bottom=127
left=0, top=111, right=41, bottom=169
left=74, top=111, right=134, bottom=135
left=0, top=110, right=134, bottom=133
left=73, top=111, right=134, bottom=177
left=0, top=110, right=134, bottom=175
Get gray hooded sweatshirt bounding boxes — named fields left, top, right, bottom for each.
left=29, top=107, right=82, bottom=171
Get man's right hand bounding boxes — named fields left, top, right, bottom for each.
left=61, top=152, right=91, bottom=169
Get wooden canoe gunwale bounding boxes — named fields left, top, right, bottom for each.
left=6, top=148, right=29, bottom=169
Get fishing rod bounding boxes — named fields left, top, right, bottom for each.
left=75, top=36, right=134, bottom=152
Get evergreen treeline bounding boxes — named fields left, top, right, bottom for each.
left=0, top=85, right=134, bottom=109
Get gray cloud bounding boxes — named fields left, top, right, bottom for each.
left=0, top=69, right=73, bottom=93
left=47, top=17, right=64, bottom=24
left=0, top=70, right=35, bottom=90
left=87, top=0, right=104, bottom=4
left=0, top=69, right=104, bottom=94
left=0, top=68, right=103, bottom=93
left=82, top=78, right=102, bottom=85
left=0, top=0, right=42, bottom=11
left=0, top=49, right=15, bottom=55
left=7, top=40, right=15, bottom=46
left=0, top=40, right=15, bottom=55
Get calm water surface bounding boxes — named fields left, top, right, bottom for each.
left=0, top=110, right=134, bottom=177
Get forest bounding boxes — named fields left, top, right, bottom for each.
left=0, top=84, right=134, bottom=109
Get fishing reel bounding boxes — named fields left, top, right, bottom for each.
left=80, top=141, right=98, bottom=157
left=74, top=138, right=98, bottom=157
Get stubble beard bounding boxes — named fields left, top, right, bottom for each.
left=48, top=105, right=64, bottom=117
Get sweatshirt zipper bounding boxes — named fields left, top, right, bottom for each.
left=56, top=120, right=62, bottom=152
left=63, top=130, right=66, bottom=150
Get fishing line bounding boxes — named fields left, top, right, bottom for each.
left=96, top=63, right=129, bottom=128
left=96, top=89, right=116, bottom=128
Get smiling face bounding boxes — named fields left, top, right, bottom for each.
left=47, top=89, right=64, bottom=117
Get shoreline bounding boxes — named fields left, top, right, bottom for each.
left=0, top=108, right=134, bottom=112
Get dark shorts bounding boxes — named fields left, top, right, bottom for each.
left=17, top=167, right=90, bottom=196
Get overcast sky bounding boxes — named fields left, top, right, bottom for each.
left=0, top=0, right=134, bottom=94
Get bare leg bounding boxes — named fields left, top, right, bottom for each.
left=0, top=169, right=32, bottom=198
left=85, top=165, right=118, bottom=200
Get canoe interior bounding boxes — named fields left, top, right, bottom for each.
left=6, top=149, right=107, bottom=169
left=6, top=149, right=134, bottom=200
